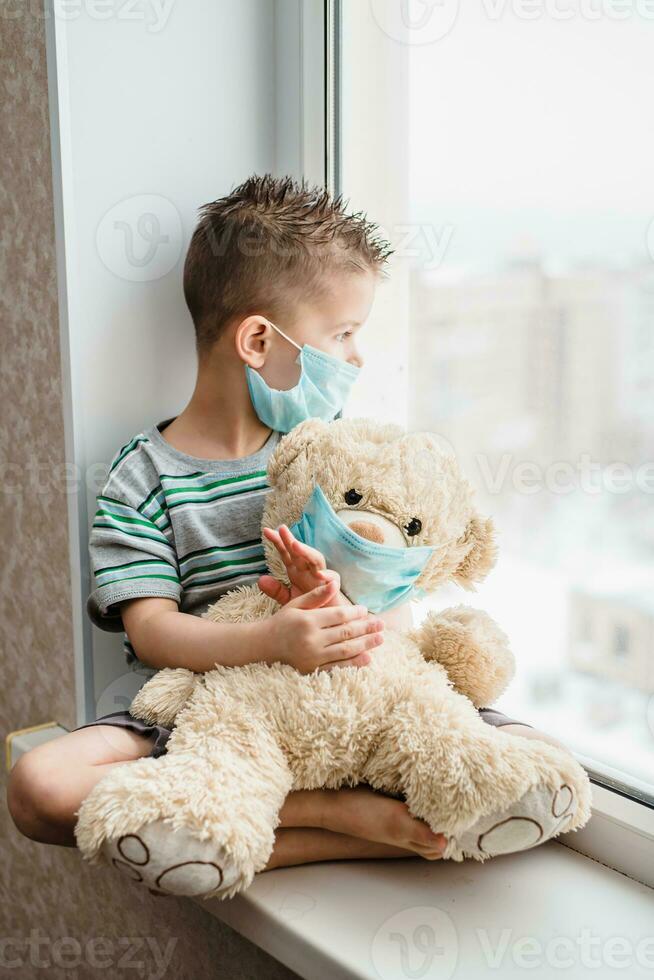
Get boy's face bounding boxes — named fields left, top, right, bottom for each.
left=256, top=270, right=377, bottom=391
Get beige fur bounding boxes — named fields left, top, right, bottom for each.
left=76, top=418, right=592, bottom=899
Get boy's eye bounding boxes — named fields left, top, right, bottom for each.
left=344, top=489, right=363, bottom=505
left=404, top=518, right=422, bottom=537
left=336, top=331, right=352, bottom=343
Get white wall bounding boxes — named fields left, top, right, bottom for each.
left=47, top=0, right=284, bottom=720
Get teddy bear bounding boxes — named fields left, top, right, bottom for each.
left=75, top=418, right=591, bottom=899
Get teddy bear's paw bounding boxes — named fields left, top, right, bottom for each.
left=102, top=820, right=242, bottom=899
left=444, top=781, right=578, bottom=862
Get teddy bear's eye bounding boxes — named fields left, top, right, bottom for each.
left=404, top=518, right=422, bottom=537
left=344, top=489, right=363, bottom=506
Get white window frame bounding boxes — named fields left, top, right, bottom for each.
left=274, top=0, right=341, bottom=195
left=338, top=0, right=654, bottom=887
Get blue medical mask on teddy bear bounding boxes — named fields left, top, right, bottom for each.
left=245, top=321, right=360, bottom=434
left=289, top=484, right=435, bottom=613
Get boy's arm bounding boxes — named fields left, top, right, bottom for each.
left=121, top=597, right=268, bottom=671
left=121, top=583, right=384, bottom=675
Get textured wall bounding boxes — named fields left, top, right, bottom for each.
left=0, top=7, right=76, bottom=737
left=0, top=9, right=295, bottom=978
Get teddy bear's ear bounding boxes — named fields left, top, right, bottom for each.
left=267, top=418, right=329, bottom=486
left=453, top=515, right=498, bottom=590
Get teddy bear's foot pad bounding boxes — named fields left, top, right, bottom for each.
left=103, top=820, right=240, bottom=898
left=445, top=783, right=576, bottom=861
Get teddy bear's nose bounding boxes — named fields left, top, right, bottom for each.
left=336, top=508, right=408, bottom=548
left=349, top=520, right=386, bottom=544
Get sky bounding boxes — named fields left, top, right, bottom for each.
left=408, top=6, right=654, bottom=271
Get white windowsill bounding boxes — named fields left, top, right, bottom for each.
left=201, top=839, right=654, bottom=980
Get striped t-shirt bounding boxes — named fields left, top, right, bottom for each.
left=86, top=417, right=282, bottom=666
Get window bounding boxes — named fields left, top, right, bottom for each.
left=613, top=624, right=631, bottom=659
left=341, top=2, right=654, bottom=802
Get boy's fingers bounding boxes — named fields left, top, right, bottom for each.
left=317, top=651, right=372, bottom=672
left=309, top=602, right=373, bottom=627
left=271, top=528, right=293, bottom=567
left=263, top=527, right=284, bottom=551
left=263, top=526, right=293, bottom=567
left=287, top=581, right=337, bottom=609
left=321, top=631, right=385, bottom=663
left=318, top=568, right=341, bottom=588
left=258, top=574, right=291, bottom=605
left=279, top=525, right=301, bottom=554
left=283, top=529, right=326, bottom=571
left=321, top=616, right=384, bottom=648
left=279, top=524, right=301, bottom=551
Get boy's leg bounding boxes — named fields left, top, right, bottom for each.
left=237, top=716, right=572, bottom=876
left=266, top=828, right=417, bottom=870
left=7, top=725, right=156, bottom=847
left=278, top=787, right=446, bottom=861
left=479, top=706, right=569, bottom=751
left=497, top=723, right=569, bottom=751
left=7, top=702, right=565, bottom=864
left=265, top=711, right=574, bottom=872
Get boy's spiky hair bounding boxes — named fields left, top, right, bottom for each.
left=183, top=173, right=393, bottom=355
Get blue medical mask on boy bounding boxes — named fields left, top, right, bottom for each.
left=245, top=321, right=361, bottom=434
left=289, top=484, right=435, bottom=613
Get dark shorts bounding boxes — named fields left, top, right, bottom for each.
left=73, top=706, right=532, bottom=760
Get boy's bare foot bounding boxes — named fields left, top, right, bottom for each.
left=279, top=786, right=446, bottom=860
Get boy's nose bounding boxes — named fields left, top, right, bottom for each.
left=348, top=350, right=364, bottom=369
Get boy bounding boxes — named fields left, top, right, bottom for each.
left=8, top=175, right=565, bottom=875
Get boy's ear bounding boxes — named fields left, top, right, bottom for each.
left=453, top=515, right=498, bottom=590
left=266, top=418, right=329, bottom=486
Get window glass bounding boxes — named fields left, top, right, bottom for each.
left=345, top=4, right=654, bottom=792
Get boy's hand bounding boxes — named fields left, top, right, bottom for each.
left=259, top=524, right=345, bottom=606
left=262, top=579, right=385, bottom=674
